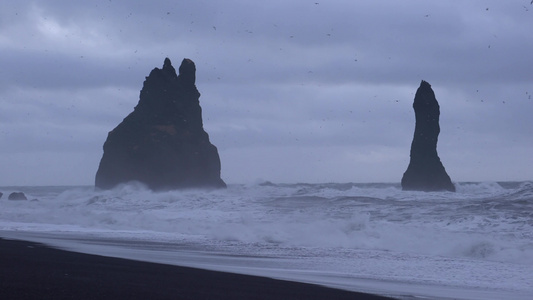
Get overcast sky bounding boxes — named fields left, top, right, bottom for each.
left=1, top=0, right=532, bottom=186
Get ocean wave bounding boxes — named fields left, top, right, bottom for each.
left=0, top=182, right=532, bottom=265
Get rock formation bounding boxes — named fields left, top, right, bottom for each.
left=95, top=58, right=226, bottom=190
left=0, top=192, right=3, bottom=199
left=401, top=80, right=455, bottom=192
left=8, top=192, right=27, bottom=200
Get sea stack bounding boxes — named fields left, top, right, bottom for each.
left=401, top=80, right=455, bottom=192
left=95, top=58, right=226, bottom=190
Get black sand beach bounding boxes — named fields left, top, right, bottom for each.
left=0, top=238, right=397, bottom=300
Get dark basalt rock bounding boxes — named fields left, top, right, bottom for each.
left=95, top=58, right=226, bottom=191
left=8, top=192, right=27, bottom=201
left=401, top=80, right=455, bottom=192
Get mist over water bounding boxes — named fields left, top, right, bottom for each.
left=1, top=181, right=532, bottom=299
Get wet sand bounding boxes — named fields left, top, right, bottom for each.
left=0, top=238, right=397, bottom=299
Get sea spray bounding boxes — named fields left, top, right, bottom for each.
left=1, top=182, right=531, bottom=264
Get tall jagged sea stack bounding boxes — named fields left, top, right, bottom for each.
left=401, top=80, right=455, bottom=192
left=95, top=58, right=226, bottom=190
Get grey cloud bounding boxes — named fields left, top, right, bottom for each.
left=1, top=0, right=532, bottom=185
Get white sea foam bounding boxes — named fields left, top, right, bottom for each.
left=1, top=182, right=532, bottom=299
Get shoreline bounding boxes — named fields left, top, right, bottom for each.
left=0, top=238, right=397, bottom=299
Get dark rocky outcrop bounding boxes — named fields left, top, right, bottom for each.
left=401, top=80, right=455, bottom=192
left=8, top=192, right=27, bottom=200
left=0, top=192, right=3, bottom=199
left=95, top=58, right=226, bottom=191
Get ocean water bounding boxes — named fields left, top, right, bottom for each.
left=1, top=181, right=532, bottom=299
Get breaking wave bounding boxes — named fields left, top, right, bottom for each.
left=1, top=181, right=532, bottom=265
